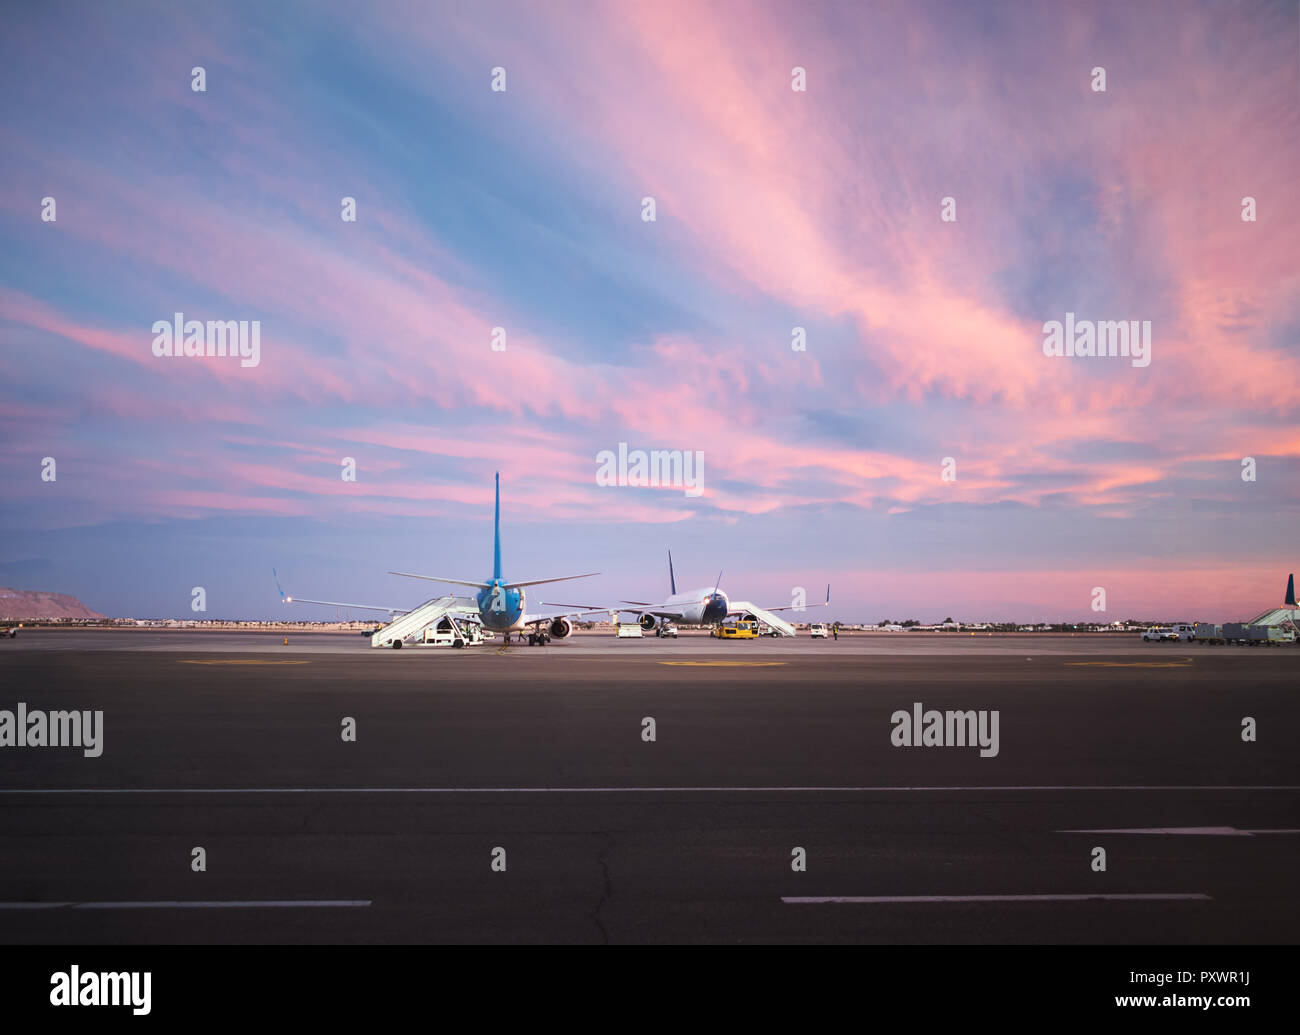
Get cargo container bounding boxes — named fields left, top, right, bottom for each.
left=1222, top=623, right=1294, bottom=645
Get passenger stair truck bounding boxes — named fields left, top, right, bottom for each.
left=371, top=595, right=472, bottom=649
left=726, top=602, right=797, bottom=637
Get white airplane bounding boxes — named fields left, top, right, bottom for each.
left=575, top=551, right=829, bottom=636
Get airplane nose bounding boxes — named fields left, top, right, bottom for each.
left=704, top=594, right=728, bottom=623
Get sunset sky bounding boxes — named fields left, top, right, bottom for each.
left=1, top=0, right=1297, bottom=622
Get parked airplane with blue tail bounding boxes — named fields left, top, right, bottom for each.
left=277, top=473, right=600, bottom=646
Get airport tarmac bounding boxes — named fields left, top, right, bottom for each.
left=0, top=630, right=1296, bottom=944
left=0, top=626, right=1268, bottom=655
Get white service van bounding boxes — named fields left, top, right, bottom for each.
left=809, top=623, right=828, bottom=639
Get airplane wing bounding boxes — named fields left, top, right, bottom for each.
left=285, top=596, right=409, bottom=616
left=613, top=606, right=686, bottom=619
left=274, top=569, right=408, bottom=616
left=753, top=584, right=831, bottom=613
left=543, top=600, right=689, bottom=622
left=521, top=607, right=611, bottom=628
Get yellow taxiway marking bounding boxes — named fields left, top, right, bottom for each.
left=660, top=661, right=787, bottom=668
left=1066, top=658, right=1193, bottom=668
left=180, top=659, right=310, bottom=666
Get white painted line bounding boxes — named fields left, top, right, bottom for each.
left=0, top=785, right=1297, bottom=795
left=1061, top=827, right=1300, bottom=837
left=1060, top=827, right=1253, bottom=836
left=0, top=903, right=68, bottom=910
left=783, top=894, right=1212, bottom=904
left=0, top=900, right=370, bottom=909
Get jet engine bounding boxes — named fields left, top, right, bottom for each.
left=638, top=613, right=658, bottom=631
left=549, top=617, right=573, bottom=639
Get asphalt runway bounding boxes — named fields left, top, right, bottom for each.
left=1, top=626, right=1239, bottom=654
left=1, top=630, right=1296, bottom=943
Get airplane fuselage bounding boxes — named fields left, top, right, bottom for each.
left=476, top=578, right=527, bottom=632
left=662, top=587, right=730, bottom=625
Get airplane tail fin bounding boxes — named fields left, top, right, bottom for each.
left=668, top=549, right=677, bottom=595
left=493, top=472, right=502, bottom=581
left=1286, top=573, right=1296, bottom=608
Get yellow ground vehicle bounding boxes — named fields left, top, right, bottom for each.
left=711, top=620, right=758, bottom=639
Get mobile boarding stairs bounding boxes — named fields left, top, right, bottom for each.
left=370, top=595, right=478, bottom=648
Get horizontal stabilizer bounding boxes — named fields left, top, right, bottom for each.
left=509, top=573, right=600, bottom=588
left=389, top=571, right=492, bottom=590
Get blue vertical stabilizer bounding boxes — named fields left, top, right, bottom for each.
left=493, top=472, right=502, bottom=581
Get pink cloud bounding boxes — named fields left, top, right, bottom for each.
left=3, top=0, right=1296, bottom=544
